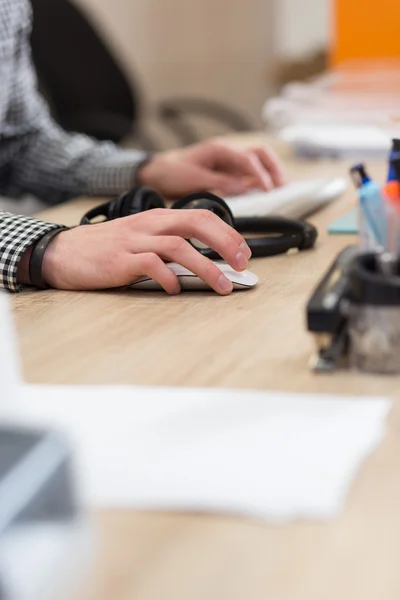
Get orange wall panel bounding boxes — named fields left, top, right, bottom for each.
left=332, top=0, right=400, bottom=64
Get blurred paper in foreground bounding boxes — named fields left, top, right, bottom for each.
left=8, top=385, right=392, bottom=523
left=0, top=424, right=92, bottom=599
left=0, top=292, right=22, bottom=409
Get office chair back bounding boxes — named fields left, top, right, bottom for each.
left=30, top=0, right=138, bottom=142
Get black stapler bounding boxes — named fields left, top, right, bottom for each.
left=306, top=245, right=359, bottom=372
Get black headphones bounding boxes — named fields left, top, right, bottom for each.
left=80, top=187, right=318, bottom=259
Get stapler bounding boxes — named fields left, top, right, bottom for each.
left=306, top=245, right=359, bottom=372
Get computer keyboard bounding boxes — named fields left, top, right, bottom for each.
left=225, top=177, right=347, bottom=220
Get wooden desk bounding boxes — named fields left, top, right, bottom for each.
left=12, top=135, right=400, bottom=600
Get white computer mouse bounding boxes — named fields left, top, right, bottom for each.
left=129, top=262, right=259, bottom=292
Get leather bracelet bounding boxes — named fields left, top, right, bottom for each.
left=29, top=226, right=69, bottom=289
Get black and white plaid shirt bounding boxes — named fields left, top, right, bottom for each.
left=0, top=0, right=147, bottom=291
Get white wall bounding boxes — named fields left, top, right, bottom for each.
left=73, top=0, right=330, bottom=133
left=75, top=0, right=276, bottom=127
left=274, top=0, right=330, bottom=59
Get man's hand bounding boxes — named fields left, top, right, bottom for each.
left=137, top=139, right=286, bottom=198
left=40, top=209, right=252, bottom=295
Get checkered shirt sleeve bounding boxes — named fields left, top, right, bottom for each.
left=0, top=213, right=61, bottom=291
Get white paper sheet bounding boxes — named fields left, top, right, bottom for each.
left=6, top=385, right=391, bottom=523
left=0, top=292, right=22, bottom=409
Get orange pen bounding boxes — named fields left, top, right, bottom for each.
left=383, top=140, right=400, bottom=202
left=383, top=180, right=400, bottom=203
left=384, top=156, right=400, bottom=253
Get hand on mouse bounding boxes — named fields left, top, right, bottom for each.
left=137, top=139, right=286, bottom=198
left=38, top=209, right=252, bottom=295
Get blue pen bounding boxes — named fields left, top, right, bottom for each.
left=385, top=139, right=400, bottom=191
left=389, top=138, right=400, bottom=163
left=350, top=163, right=386, bottom=249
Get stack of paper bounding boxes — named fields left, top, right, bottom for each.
left=279, top=124, right=395, bottom=160
left=263, top=60, right=400, bottom=158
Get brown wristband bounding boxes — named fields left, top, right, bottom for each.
left=29, top=227, right=69, bottom=289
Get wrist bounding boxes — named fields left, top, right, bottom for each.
left=135, top=154, right=156, bottom=187
left=41, top=229, right=71, bottom=289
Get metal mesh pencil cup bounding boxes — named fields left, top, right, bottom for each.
left=347, top=253, right=400, bottom=374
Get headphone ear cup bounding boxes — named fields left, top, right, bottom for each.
left=172, top=192, right=235, bottom=227
left=122, top=186, right=165, bottom=217
left=80, top=187, right=167, bottom=225
left=138, top=187, right=166, bottom=212
left=108, top=193, right=128, bottom=220
left=119, top=192, right=137, bottom=218
left=109, top=187, right=166, bottom=219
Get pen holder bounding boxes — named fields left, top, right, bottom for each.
left=347, top=253, right=400, bottom=374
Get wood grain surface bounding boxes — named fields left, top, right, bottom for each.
left=11, top=135, right=400, bottom=600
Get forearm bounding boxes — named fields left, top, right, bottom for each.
left=0, top=212, right=61, bottom=291
left=1, top=0, right=149, bottom=205
left=5, top=120, right=149, bottom=205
